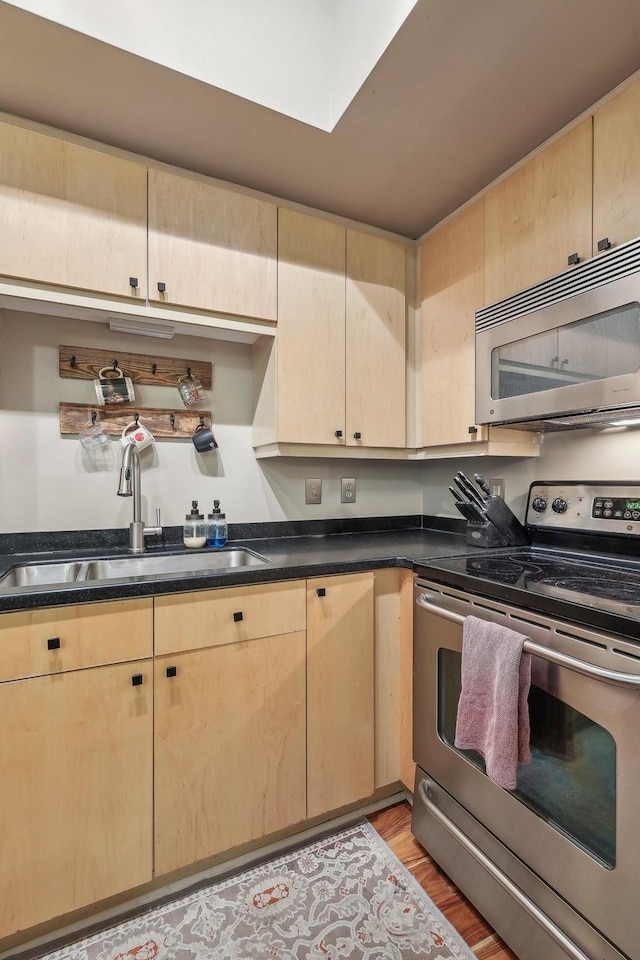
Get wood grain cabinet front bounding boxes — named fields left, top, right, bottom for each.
left=259, top=208, right=406, bottom=452
left=306, top=572, right=375, bottom=818
left=593, top=76, right=640, bottom=254
left=0, top=121, right=147, bottom=299
left=148, top=169, right=277, bottom=320
left=0, top=611, right=153, bottom=941
left=484, top=119, right=593, bottom=305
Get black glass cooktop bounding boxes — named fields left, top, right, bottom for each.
left=419, top=548, right=640, bottom=621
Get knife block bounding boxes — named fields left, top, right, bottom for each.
left=465, top=520, right=509, bottom=548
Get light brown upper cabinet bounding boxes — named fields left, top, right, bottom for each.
left=0, top=122, right=147, bottom=299
left=484, top=119, right=593, bottom=305
left=148, top=169, right=277, bottom=320
left=593, top=76, right=640, bottom=254
left=421, top=199, right=485, bottom=446
left=346, top=229, right=406, bottom=448
left=275, top=209, right=347, bottom=444
left=264, top=208, right=406, bottom=450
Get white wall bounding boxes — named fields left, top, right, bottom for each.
left=422, top=428, right=640, bottom=522
left=0, top=310, right=423, bottom=534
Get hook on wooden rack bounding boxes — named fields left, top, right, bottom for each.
left=112, top=359, right=118, bottom=371
left=169, top=414, right=176, bottom=428
left=199, top=415, right=205, bottom=426
left=69, top=355, right=77, bottom=368
left=134, top=413, right=140, bottom=425
left=151, top=363, right=157, bottom=375
left=91, top=410, right=97, bottom=424
left=187, top=367, right=192, bottom=380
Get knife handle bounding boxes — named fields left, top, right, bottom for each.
left=473, top=474, right=491, bottom=496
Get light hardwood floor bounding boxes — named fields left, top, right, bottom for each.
left=368, top=800, right=518, bottom=960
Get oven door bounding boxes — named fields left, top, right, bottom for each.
left=413, top=578, right=640, bottom=960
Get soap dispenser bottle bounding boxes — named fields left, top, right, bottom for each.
left=183, top=500, right=206, bottom=549
left=207, top=500, right=228, bottom=548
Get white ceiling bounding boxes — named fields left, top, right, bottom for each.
left=1, top=0, right=640, bottom=238
left=3, top=0, right=418, bottom=130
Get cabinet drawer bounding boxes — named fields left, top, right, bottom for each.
left=0, top=598, right=153, bottom=682
left=154, top=580, right=306, bottom=655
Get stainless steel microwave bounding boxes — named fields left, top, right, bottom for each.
left=475, top=236, right=640, bottom=430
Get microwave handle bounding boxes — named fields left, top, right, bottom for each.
left=416, top=593, right=640, bottom=689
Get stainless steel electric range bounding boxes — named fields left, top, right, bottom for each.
left=412, top=481, right=640, bottom=960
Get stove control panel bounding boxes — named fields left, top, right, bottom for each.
left=526, top=482, right=640, bottom=536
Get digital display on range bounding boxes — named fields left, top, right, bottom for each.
left=593, top=497, right=640, bottom=520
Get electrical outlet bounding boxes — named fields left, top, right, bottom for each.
left=490, top=478, right=505, bottom=499
left=305, top=478, right=322, bottom=504
left=341, top=477, right=356, bottom=503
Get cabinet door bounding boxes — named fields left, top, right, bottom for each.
left=0, top=660, right=152, bottom=939
left=421, top=199, right=484, bottom=446
left=484, top=119, right=592, bottom=304
left=0, top=122, right=147, bottom=298
left=594, top=77, right=640, bottom=252
left=307, top=573, right=374, bottom=818
left=148, top=169, right=277, bottom=320
left=346, top=230, right=406, bottom=447
left=154, top=631, right=306, bottom=875
left=276, top=208, right=346, bottom=444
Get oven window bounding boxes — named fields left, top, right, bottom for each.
left=437, top=649, right=616, bottom=868
left=491, top=301, right=640, bottom=400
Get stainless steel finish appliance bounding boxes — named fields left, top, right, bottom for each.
left=412, top=482, right=640, bottom=960
left=475, top=236, right=640, bottom=430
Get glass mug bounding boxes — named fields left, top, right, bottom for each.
left=94, top=366, right=135, bottom=406
left=178, top=375, right=207, bottom=406
left=78, top=417, right=114, bottom=469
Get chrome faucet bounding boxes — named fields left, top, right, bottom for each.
left=117, top=444, right=163, bottom=553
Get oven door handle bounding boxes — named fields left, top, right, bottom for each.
left=416, top=593, right=640, bottom=689
left=417, top=778, right=592, bottom=960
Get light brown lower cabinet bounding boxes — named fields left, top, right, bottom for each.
left=154, top=630, right=307, bottom=875
left=0, top=658, right=153, bottom=940
left=306, top=572, right=375, bottom=818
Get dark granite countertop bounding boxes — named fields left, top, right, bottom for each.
left=0, top=517, right=474, bottom=613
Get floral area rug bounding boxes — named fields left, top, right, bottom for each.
left=39, top=821, right=475, bottom=960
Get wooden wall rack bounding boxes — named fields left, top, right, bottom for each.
left=59, top=403, right=213, bottom=439
left=58, top=345, right=212, bottom=389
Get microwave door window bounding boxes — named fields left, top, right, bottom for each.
left=492, top=301, right=640, bottom=400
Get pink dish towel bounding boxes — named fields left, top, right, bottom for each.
left=455, top=615, right=532, bottom=790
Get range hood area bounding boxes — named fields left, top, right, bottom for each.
left=475, top=235, right=640, bottom=431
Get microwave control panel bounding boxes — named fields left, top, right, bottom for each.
left=526, top=482, right=640, bottom=536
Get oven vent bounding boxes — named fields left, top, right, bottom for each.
left=475, top=234, right=640, bottom=332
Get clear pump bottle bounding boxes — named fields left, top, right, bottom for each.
left=207, top=500, right=228, bottom=548
left=183, top=500, right=206, bottom=549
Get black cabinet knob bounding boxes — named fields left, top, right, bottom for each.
left=129, top=276, right=139, bottom=289
left=597, top=237, right=612, bottom=252
left=353, top=432, right=362, bottom=440
left=233, top=611, right=244, bottom=622
left=166, top=665, right=177, bottom=678
left=131, top=673, right=143, bottom=687
left=335, top=430, right=343, bottom=438
left=567, top=252, right=580, bottom=266
left=468, top=426, right=478, bottom=435
left=47, top=637, right=61, bottom=651
left=317, top=587, right=326, bottom=597
left=157, top=281, right=166, bottom=293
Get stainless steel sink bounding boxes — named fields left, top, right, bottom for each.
left=0, top=549, right=269, bottom=591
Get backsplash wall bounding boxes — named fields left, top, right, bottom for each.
left=0, top=310, right=424, bottom=534
left=422, top=427, right=640, bottom=521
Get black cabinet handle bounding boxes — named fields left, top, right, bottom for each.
left=233, top=611, right=244, bottom=622
left=353, top=432, right=362, bottom=440
left=468, top=425, right=478, bottom=435
left=166, top=665, right=177, bottom=678
left=157, top=281, right=166, bottom=293
left=335, top=430, right=343, bottom=438
left=47, top=637, right=61, bottom=651
left=131, top=673, right=143, bottom=687
left=567, top=252, right=580, bottom=266
left=317, top=587, right=326, bottom=597
left=129, top=276, right=139, bottom=288
left=597, top=237, right=612, bottom=252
